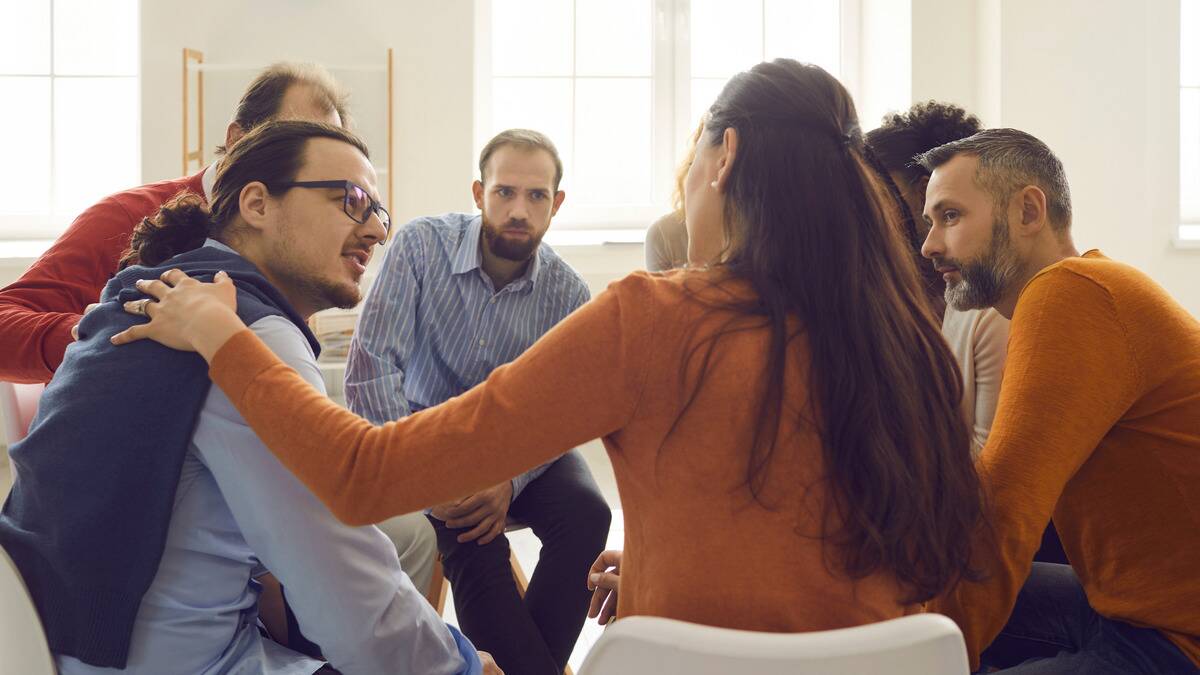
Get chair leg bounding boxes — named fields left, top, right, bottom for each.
left=429, top=555, right=447, bottom=614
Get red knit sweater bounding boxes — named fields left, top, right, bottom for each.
left=0, top=171, right=205, bottom=383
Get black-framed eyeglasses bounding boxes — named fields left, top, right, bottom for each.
left=268, top=180, right=391, bottom=243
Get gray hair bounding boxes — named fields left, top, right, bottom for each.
left=916, top=128, right=1072, bottom=231
left=478, top=129, right=564, bottom=191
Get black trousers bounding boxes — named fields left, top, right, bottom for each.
left=429, top=449, right=611, bottom=675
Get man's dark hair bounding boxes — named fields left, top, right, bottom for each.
left=865, top=101, right=982, bottom=188
left=214, top=62, right=349, bottom=155
left=918, top=128, right=1073, bottom=230
left=122, top=121, right=369, bottom=269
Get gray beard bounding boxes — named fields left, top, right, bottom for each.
left=944, top=219, right=1022, bottom=311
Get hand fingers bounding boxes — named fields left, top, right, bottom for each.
left=122, top=298, right=158, bottom=319
left=84, top=302, right=100, bottom=315
left=587, top=570, right=620, bottom=593
left=599, top=590, right=618, bottom=624
left=445, top=492, right=485, bottom=517
left=587, top=587, right=609, bottom=618
left=159, top=268, right=190, bottom=286
left=589, top=550, right=623, bottom=576
left=110, top=323, right=152, bottom=345
left=475, top=515, right=506, bottom=546
left=71, top=322, right=80, bottom=341
left=444, top=503, right=490, bottom=528
left=455, top=513, right=499, bottom=544
left=134, top=278, right=172, bottom=299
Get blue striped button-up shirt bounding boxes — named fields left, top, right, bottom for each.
left=346, top=213, right=590, bottom=498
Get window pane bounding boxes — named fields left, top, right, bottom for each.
left=691, top=77, right=728, bottom=125
left=0, top=78, right=51, bottom=215
left=1182, top=88, right=1200, bottom=222
left=491, top=0, right=573, bottom=76
left=0, top=0, right=50, bottom=74
left=1184, top=0, right=1200, bottom=87
left=573, top=78, right=652, bottom=205
left=54, top=77, right=140, bottom=216
left=765, top=0, right=840, bottom=77
left=53, top=0, right=138, bottom=75
left=576, top=0, right=652, bottom=76
left=489, top=77, right=575, bottom=180
left=691, top=0, right=764, bottom=78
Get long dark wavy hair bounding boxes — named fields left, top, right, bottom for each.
left=695, top=60, right=984, bottom=603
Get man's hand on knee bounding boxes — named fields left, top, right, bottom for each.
left=436, top=482, right=513, bottom=545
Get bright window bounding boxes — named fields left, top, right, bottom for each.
left=1182, top=0, right=1200, bottom=240
left=476, top=0, right=853, bottom=231
left=0, top=0, right=140, bottom=239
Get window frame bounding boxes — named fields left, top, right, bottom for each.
left=0, top=0, right=141, bottom=240
left=474, top=0, right=860, bottom=233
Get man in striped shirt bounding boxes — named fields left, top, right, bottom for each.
left=345, top=129, right=611, bottom=675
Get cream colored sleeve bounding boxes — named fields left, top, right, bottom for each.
left=968, top=308, right=1010, bottom=455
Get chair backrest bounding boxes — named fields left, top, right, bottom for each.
left=0, top=382, right=44, bottom=447
left=0, top=545, right=55, bottom=675
left=577, top=614, right=969, bottom=675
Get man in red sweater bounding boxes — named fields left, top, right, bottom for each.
left=0, top=63, right=346, bottom=384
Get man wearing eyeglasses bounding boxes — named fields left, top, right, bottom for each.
left=0, top=60, right=441, bottom=661
left=346, top=129, right=611, bottom=675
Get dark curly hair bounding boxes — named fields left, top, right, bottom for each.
left=866, top=101, right=982, bottom=188
left=864, top=102, right=982, bottom=316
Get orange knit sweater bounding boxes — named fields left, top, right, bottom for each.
left=209, top=270, right=911, bottom=633
left=930, top=251, right=1200, bottom=668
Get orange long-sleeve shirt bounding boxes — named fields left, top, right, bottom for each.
left=210, top=269, right=912, bottom=633
left=930, top=250, right=1200, bottom=668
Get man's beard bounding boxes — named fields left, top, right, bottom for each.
left=937, top=214, right=1022, bottom=311
left=482, top=214, right=542, bottom=262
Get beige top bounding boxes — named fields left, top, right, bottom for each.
left=644, top=212, right=688, bottom=272
left=941, top=306, right=1009, bottom=456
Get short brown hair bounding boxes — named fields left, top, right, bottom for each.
left=478, top=129, right=564, bottom=191
left=214, top=62, right=349, bottom=155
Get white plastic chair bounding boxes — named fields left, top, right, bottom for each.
left=577, top=614, right=969, bottom=675
left=0, top=382, right=44, bottom=446
left=0, top=545, right=55, bottom=675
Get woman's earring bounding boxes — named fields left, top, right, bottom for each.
left=710, top=180, right=718, bottom=189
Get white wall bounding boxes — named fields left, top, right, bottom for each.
left=4, top=1, right=1195, bottom=314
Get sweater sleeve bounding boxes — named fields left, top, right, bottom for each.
left=0, top=197, right=134, bottom=382
left=209, top=274, right=658, bottom=526
left=967, top=308, right=1009, bottom=455
left=929, top=268, right=1141, bottom=668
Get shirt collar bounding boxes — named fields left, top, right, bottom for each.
left=201, top=162, right=218, bottom=203
left=203, top=238, right=238, bottom=255
left=450, top=215, right=485, bottom=276
left=451, top=216, right=545, bottom=291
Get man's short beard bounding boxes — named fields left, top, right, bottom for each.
left=943, top=214, right=1022, bottom=311
left=267, top=228, right=362, bottom=312
left=482, top=214, right=542, bottom=262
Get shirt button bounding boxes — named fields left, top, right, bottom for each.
left=478, top=338, right=486, bottom=347
left=489, top=297, right=497, bottom=304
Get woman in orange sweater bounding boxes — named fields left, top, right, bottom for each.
left=114, top=60, right=984, bottom=634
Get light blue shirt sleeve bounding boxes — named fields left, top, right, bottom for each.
left=191, top=315, right=470, bottom=675
left=507, top=281, right=591, bottom=501
left=345, top=226, right=425, bottom=424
